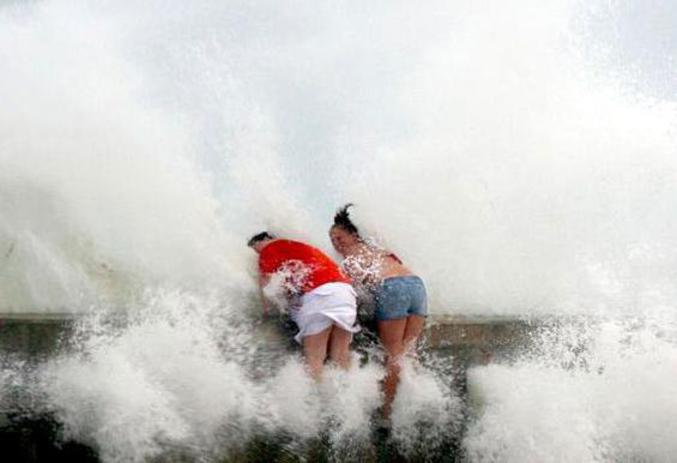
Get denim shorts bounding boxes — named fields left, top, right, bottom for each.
left=374, top=276, right=428, bottom=321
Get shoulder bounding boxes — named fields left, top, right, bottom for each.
left=357, top=244, right=385, bottom=262
left=367, top=243, right=400, bottom=263
left=260, top=239, right=296, bottom=255
left=258, top=240, right=287, bottom=270
left=342, top=250, right=372, bottom=273
left=270, top=239, right=317, bottom=253
left=263, top=240, right=329, bottom=263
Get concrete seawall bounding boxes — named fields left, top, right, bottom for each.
left=0, top=313, right=538, bottom=360
left=0, top=313, right=77, bottom=358
left=425, top=314, right=536, bottom=365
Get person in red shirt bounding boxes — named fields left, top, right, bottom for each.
left=248, top=231, right=360, bottom=380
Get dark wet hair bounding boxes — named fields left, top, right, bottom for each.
left=333, top=203, right=360, bottom=236
left=247, top=231, right=275, bottom=247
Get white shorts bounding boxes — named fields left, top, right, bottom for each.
left=291, top=282, right=360, bottom=343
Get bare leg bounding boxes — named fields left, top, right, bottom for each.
left=328, top=325, right=353, bottom=370
left=377, top=318, right=407, bottom=418
left=402, top=315, right=426, bottom=355
left=303, top=326, right=332, bottom=381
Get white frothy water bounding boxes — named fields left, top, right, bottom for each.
left=40, top=292, right=263, bottom=462
left=391, top=357, right=463, bottom=459
left=33, top=291, right=456, bottom=461
left=1, top=0, right=677, bottom=461
left=465, top=319, right=677, bottom=462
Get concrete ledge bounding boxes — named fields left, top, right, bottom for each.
left=0, top=313, right=77, bottom=357
left=427, top=315, right=533, bottom=347
left=425, top=314, right=536, bottom=365
left=0, top=312, right=540, bottom=368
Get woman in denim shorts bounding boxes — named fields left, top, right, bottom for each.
left=329, top=204, right=427, bottom=419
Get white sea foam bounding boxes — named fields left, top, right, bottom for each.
left=465, top=319, right=677, bottom=463
left=35, top=290, right=459, bottom=461
left=40, top=292, right=262, bottom=461
left=391, top=358, right=463, bottom=458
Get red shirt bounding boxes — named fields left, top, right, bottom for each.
left=259, top=239, right=350, bottom=294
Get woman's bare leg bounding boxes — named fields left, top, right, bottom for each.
left=403, top=315, right=426, bottom=355
left=377, top=318, right=407, bottom=418
left=328, top=325, right=353, bottom=370
left=303, top=326, right=333, bottom=380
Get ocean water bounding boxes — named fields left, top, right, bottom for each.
left=1, top=0, right=676, bottom=461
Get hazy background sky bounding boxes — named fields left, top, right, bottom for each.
left=584, top=0, right=676, bottom=100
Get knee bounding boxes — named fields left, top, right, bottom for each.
left=329, top=342, right=351, bottom=364
left=306, top=350, right=327, bottom=365
left=305, top=363, right=323, bottom=381
left=305, top=352, right=326, bottom=375
left=328, top=349, right=346, bottom=362
left=386, top=343, right=405, bottom=363
left=385, top=354, right=403, bottom=372
left=402, top=339, right=418, bottom=356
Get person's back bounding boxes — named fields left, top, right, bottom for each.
left=258, top=239, right=350, bottom=295
left=341, top=243, right=413, bottom=290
